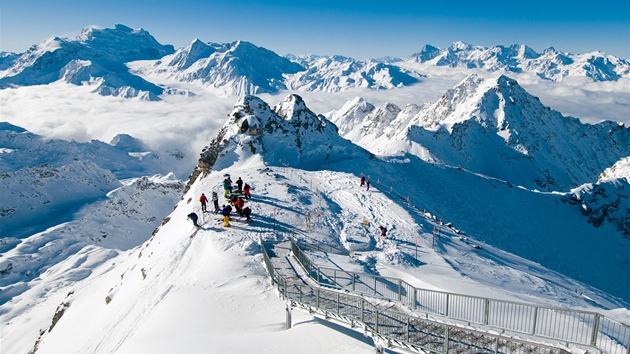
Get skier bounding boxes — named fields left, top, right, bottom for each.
left=243, top=183, right=251, bottom=199
left=187, top=212, right=200, bottom=228
left=366, top=180, right=370, bottom=191
left=199, top=193, right=208, bottom=213
left=236, top=177, right=243, bottom=193
left=242, top=206, right=252, bottom=223
left=223, top=178, right=231, bottom=198
left=221, top=205, right=231, bottom=227
left=211, top=191, right=220, bottom=213
left=360, top=176, right=365, bottom=187
left=379, top=226, right=388, bottom=238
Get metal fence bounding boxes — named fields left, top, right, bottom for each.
left=260, top=238, right=570, bottom=354
left=289, top=238, right=630, bottom=354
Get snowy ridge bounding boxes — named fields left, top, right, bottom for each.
left=329, top=74, right=630, bottom=192
left=570, top=178, right=630, bottom=239
left=0, top=161, right=121, bottom=237
left=192, top=93, right=630, bottom=303
left=408, top=42, right=630, bottom=82
left=0, top=51, right=20, bottom=70
left=599, top=157, right=630, bottom=182
left=0, top=121, right=186, bottom=353
left=0, top=174, right=184, bottom=304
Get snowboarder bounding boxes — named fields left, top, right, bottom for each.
left=187, top=212, right=200, bottom=228
left=236, top=177, right=243, bottom=193
left=199, top=193, right=208, bottom=213
left=243, top=183, right=251, bottom=199
left=242, top=206, right=252, bottom=223
left=360, top=176, right=365, bottom=187
left=211, top=191, right=219, bottom=213
left=379, top=226, right=388, bottom=238
left=221, top=205, right=231, bottom=227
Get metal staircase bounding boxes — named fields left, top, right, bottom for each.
left=260, top=236, right=628, bottom=353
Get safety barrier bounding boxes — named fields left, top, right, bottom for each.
left=260, top=237, right=570, bottom=353
left=289, top=238, right=630, bottom=354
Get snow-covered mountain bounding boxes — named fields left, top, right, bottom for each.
left=2, top=90, right=629, bottom=353
left=0, top=173, right=184, bottom=301
left=0, top=24, right=174, bottom=100
left=144, top=42, right=421, bottom=96
left=146, top=39, right=305, bottom=97
left=600, top=157, right=630, bottom=182
left=0, top=51, right=20, bottom=71
left=329, top=74, right=630, bottom=192
left=408, top=42, right=630, bottom=82
left=283, top=54, right=421, bottom=92
left=0, top=161, right=121, bottom=238
left=194, top=93, right=371, bottom=176
left=0, top=122, right=188, bottom=179
left=192, top=92, right=630, bottom=303
left=0, top=121, right=189, bottom=242
left=0, top=120, right=186, bottom=322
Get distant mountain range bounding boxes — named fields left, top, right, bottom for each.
left=408, top=42, right=630, bottom=82
left=1, top=24, right=628, bottom=99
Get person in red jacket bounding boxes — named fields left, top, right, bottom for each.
left=199, top=193, right=208, bottom=213
left=233, top=197, right=245, bottom=216
left=243, top=183, right=251, bottom=199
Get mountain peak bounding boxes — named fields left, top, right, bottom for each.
left=77, top=24, right=174, bottom=61
left=273, top=94, right=312, bottom=121
left=450, top=41, right=474, bottom=51
left=196, top=94, right=369, bottom=173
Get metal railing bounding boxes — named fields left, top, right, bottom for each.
left=289, top=238, right=630, bottom=354
left=260, top=237, right=570, bottom=354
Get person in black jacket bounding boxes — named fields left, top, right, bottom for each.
left=187, top=212, right=200, bottom=227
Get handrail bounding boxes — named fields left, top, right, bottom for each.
left=259, top=236, right=570, bottom=354
left=277, top=231, right=346, bottom=255
left=289, top=237, right=630, bottom=354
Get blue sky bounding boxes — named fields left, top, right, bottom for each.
left=1, top=0, right=629, bottom=59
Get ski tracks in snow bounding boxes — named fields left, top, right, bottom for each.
left=313, top=171, right=420, bottom=255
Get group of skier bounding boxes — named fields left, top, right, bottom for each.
left=222, top=176, right=251, bottom=199
left=188, top=172, right=388, bottom=240
left=188, top=175, right=253, bottom=228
